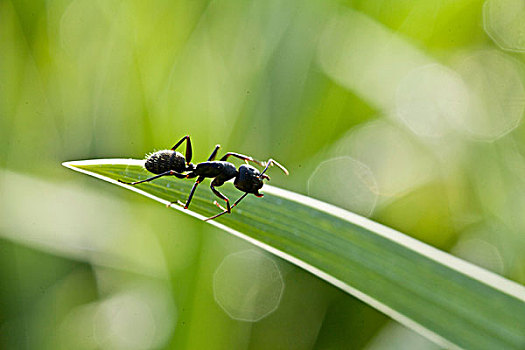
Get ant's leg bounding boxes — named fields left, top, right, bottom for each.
left=215, top=192, right=248, bottom=211
left=261, top=158, right=289, bottom=176
left=220, top=152, right=263, bottom=165
left=210, top=184, right=231, bottom=212
left=179, top=175, right=205, bottom=209
left=205, top=192, right=249, bottom=221
left=171, top=135, right=193, bottom=164
left=232, top=192, right=249, bottom=208
left=204, top=210, right=229, bottom=221
left=118, top=170, right=185, bottom=185
left=208, top=145, right=221, bottom=161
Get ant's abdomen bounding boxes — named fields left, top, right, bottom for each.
left=144, top=150, right=186, bottom=174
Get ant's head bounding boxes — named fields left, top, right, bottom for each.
left=234, top=164, right=269, bottom=196
left=145, top=150, right=192, bottom=174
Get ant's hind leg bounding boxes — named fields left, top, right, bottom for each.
left=119, top=170, right=185, bottom=185
left=171, top=135, right=193, bottom=164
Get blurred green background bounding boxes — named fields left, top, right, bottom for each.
left=1, top=0, right=525, bottom=349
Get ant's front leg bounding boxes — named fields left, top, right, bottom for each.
left=210, top=183, right=231, bottom=213
left=214, top=192, right=248, bottom=211
left=220, top=152, right=263, bottom=166
left=205, top=192, right=249, bottom=221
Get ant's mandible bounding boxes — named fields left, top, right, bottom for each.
left=118, top=135, right=288, bottom=221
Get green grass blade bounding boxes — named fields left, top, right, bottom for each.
left=63, top=159, right=525, bottom=350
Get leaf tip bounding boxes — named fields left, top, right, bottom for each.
left=62, top=160, right=81, bottom=170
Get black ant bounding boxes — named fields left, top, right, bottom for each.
left=118, top=135, right=288, bottom=221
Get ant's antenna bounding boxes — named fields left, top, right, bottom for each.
left=261, top=159, right=289, bottom=176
